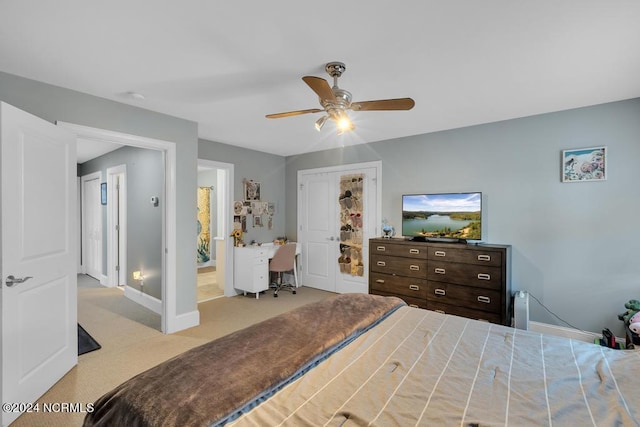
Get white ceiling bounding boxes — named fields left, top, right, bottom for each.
left=2, top=1, right=639, bottom=157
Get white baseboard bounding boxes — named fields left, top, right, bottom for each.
left=530, top=321, right=606, bottom=343
left=197, top=259, right=216, bottom=268
left=165, top=310, right=200, bottom=334
left=100, top=274, right=108, bottom=286
left=124, top=285, right=162, bottom=314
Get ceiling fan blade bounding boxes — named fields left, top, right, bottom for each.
left=302, top=76, right=336, bottom=102
left=265, top=108, right=324, bottom=119
left=351, top=98, right=415, bottom=111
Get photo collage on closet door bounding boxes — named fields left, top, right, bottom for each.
left=338, top=174, right=364, bottom=277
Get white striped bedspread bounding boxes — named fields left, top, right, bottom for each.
left=228, top=306, right=639, bottom=426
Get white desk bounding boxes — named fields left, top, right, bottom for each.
left=233, top=243, right=300, bottom=299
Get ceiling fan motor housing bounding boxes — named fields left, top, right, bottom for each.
left=325, top=61, right=346, bottom=78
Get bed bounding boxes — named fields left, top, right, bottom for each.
left=84, top=293, right=640, bottom=426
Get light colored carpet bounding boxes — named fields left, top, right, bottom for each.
left=12, top=278, right=334, bottom=426
left=197, top=266, right=223, bottom=301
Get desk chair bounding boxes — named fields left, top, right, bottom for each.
left=269, top=243, right=297, bottom=297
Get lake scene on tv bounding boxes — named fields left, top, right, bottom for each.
left=402, top=193, right=482, bottom=240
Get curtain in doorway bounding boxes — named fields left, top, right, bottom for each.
left=338, top=174, right=364, bottom=276
left=197, top=186, right=212, bottom=263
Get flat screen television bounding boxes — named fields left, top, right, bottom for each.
left=402, top=192, right=482, bottom=242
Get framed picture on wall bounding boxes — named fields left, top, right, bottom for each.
left=243, top=180, right=261, bottom=201
left=101, top=182, right=107, bottom=205
left=562, top=146, right=606, bottom=182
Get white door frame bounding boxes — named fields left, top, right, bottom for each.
left=106, top=164, right=127, bottom=287
left=197, top=158, right=235, bottom=297
left=59, top=122, right=179, bottom=334
left=80, top=171, right=102, bottom=281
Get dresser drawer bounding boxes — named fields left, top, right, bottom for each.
left=371, top=254, right=427, bottom=278
left=371, top=289, right=427, bottom=309
left=370, top=272, right=428, bottom=299
left=427, top=246, right=502, bottom=267
left=427, top=260, right=502, bottom=290
left=428, top=301, right=502, bottom=324
left=253, top=266, right=269, bottom=291
left=426, top=282, right=501, bottom=313
left=254, top=248, right=269, bottom=258
left=371, top=241, right=427, bottom=259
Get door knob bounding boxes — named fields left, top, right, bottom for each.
left=327, top=236, right=335, bottom=241
left=5, top=275, right=33, bottom=287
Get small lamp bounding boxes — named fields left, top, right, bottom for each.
left=133, top=270, right=144, bottom=292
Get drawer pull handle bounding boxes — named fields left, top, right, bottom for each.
left=477, top=295, right=491, bottom=304
left=434, top=268, right=446, bottom=274
left=409, top=249, right=420, bottom=254
left=477, top=273, right=491, bottom=280
left=409, top=265, right=420, bottom=271
left=377, top=261, right=386, bottom=267
left=409, top=284, right=420, bottom=291
left=376, top=246, right=386, bottom=251
left=409, top=304, right=420, bottom=308
left=434, top=288, right=446, bottom=296
left=434, top=309, right=446, bottom=314
left=375, top=279, right=385, bottom=284
left=477, top=254, right=491, bottom=261
left=434, top=250, right=446, bottom=257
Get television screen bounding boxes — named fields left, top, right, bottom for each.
left=402, top=192, right=482, bottom=241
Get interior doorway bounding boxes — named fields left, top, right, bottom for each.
left=197, top=159, right=235, bottom=302
left=80, top=171, right=102, bottom=281
left=60, top=121, right=183, bottom=334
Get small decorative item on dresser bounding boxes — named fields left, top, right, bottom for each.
left=381, top=218, right=395, bottom=238
left=230, top=229, right=244, bottom=247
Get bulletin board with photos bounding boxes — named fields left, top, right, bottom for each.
left=234, top=179, right=275, bottom=233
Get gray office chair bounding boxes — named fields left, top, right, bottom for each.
left=269, top=243, right=297, bottom=297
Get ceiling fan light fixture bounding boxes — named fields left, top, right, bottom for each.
left=315, top=115, right=328, bottom=131
left=336, top=116, right=354, bottom=134
left=266, top=61, right=414, bottom=134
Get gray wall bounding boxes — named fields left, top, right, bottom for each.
left=285, top=98, right=640, bottom=335
left=79, top=146, right=164, bottom=299
left=5, top=68, right=638, bottom=335
left=0, top=71, right=198, bottom=316
left=198, top=139, right=287, bottom=244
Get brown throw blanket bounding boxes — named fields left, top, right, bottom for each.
left=84, top=293, right=405, bottom=427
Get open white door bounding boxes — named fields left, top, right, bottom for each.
left=298, top=172, right=336, bottom=292
left=1, top=102, right=77, bottom=426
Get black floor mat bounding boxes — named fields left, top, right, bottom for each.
left=78, top=324, right=101, bottom=355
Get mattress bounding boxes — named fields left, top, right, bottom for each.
left=231, top=306, right=639, bottom=426
left=85, top=294, right=640, bottom=426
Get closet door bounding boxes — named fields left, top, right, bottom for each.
left=298, top=162, right=380, bottom=294
left=299, top=172, right=338, bottom=292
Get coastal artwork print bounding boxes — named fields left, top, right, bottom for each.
left=562, top=146, right=606, bottom=182
left=197, top=186, right=212, bottom=263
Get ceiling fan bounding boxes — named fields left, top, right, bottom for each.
left=266, top=61, right=415, bottom=134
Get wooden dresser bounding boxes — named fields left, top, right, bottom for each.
left=369, top=238, right=511, bottom=325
